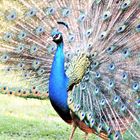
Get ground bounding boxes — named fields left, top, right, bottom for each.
left=0, top=94, right=136, bottom=140
left=0, top=94, right=99, bottom=140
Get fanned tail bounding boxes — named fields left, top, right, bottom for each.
left=0, top=0, right=92, bottom=98
left=0, top=0, right=58, bottom=98
left=67, top=0, right=140, bottom=139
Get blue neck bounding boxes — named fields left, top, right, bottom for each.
left=49, top=42, right=69, bottom=111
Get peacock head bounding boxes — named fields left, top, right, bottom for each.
left=51, top=29, right=63, bottom=44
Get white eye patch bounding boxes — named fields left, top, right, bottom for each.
left=53, top=34, right=61, bottom=40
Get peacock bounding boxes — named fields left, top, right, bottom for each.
left=0, top=0, right=140, bottom=139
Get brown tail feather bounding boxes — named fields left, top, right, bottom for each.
left=72, top=113, right=109, bottom=140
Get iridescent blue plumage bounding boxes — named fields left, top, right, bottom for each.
left=49, top=30, right=72, bottom=123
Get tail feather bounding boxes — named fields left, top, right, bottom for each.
left=67, top=0, right=140, bottom=139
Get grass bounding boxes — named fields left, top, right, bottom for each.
left=0, top=94, right=99, bottom=140
left=0, top=94, right=138, bottom=140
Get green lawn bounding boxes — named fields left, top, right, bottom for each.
left=0, top=94, right=137, bottom=140
left=0, top=94, right=99, bottom=140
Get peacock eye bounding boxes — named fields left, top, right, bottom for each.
left=26, top=8, right=37, bottom=17
left=53, top=34, right=60, bottom=40
left=136, top=24, right=140, bottom=32
left=6, top=11, right=17, bottom=21
left=107, top=127, right=111, bottom=133
left=137, top=99, right=140, bottom=106
left=54, top=34, right=59, bottom=38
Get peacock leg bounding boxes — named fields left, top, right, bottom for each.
left=69, top=123, right=77, bottom=140
left=84, top=133, right=88, bottom=140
